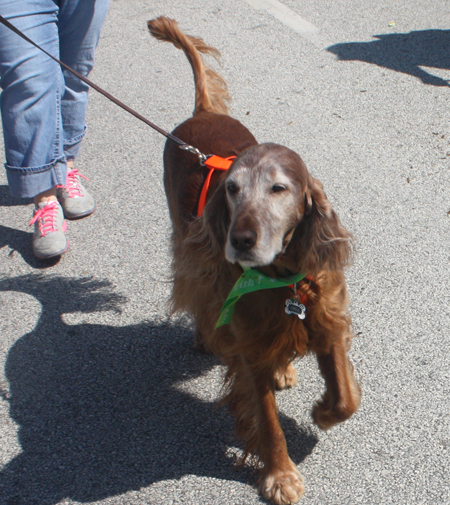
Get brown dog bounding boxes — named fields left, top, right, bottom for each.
left=148, top=17, right=360, bottom=505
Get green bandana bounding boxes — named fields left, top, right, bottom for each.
left=215, top=267, right=306, bottom=328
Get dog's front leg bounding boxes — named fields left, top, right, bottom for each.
left=251, top=367, right=304, bottom=505
left=226, top=358, right=304, bottom=504
left=312, top=335, right=361, bottom=430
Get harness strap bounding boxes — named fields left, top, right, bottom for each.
left=197, top=155, right=236, bottom=217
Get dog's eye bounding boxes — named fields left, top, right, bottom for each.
left=226, top=182, right=239, bottom=195
left=271, top=184, right=287, bottom=193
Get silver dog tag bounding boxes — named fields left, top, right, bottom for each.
left=285, top=299, right=306, bottom=319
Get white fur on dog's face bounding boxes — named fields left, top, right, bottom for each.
left=224, top=160, right=302, bottom=267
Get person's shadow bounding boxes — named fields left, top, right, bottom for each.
left=328, top=29, right=450, bottom=87
left=0, top=274, right=318, bottom=505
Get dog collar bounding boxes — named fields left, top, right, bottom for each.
left=215, top=267, right=306, bottom=328
left=197, top=155, right=236, bottom=217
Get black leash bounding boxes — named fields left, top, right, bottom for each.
left=0, top=14, right=207, bottom=161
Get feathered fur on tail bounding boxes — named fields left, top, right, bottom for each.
left=147, top=16, right=230, bottom=115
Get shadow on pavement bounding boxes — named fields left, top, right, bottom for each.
left=0, top=184, right=63, bottom=268
left=328, top=29, right=450, bottom=87
left=0, top=225, right=61, bottom=269
left=0, top=186, right=61, bottom=268
left=0, top=185, right=33, bottom=207
left=0, top=274, right=318, bottom=505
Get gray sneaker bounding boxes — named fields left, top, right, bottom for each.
left=57, top=168, right=95, bottom=219
left=29, top=201, right=69, bottom=259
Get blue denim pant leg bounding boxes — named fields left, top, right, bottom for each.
left=0, top=0, right=66, bottom=198
left=59, top=0, right=109, bottom=160
left=0, top=0, right=109, bottom=198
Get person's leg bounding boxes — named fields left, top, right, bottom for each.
left=0, top=0, right=69, bottom=258
left=59, top=0, right=109, bottom=159
left=56, top=0, right=109, bottom=219
left=0, top=0, right=67, bottom=199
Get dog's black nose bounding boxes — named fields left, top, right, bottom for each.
left=230, top=229, right=257, bottom=252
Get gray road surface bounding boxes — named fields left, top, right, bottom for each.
left=1, top=1, right=449, bottom=504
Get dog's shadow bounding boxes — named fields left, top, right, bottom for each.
left=0, top=275, right=318, bottom=505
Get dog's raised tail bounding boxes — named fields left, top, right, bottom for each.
left=147, top=16, right=230, bottom=115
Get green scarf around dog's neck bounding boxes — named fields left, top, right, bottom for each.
left=215, top=267, right=305, bottom=328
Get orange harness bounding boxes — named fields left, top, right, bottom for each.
left=197, top=155, right=236, bottom=217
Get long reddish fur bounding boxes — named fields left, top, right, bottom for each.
left=148, top=16, right=361, bottom=505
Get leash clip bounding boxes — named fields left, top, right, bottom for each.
left=179, top=144, right=208, bottom=164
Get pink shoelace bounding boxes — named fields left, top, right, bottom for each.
left=58, top=168, right=90, bottom=198
left=29, top=201, right=60, bottom=237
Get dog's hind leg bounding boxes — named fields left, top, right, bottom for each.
left=312, top=334, right=361, bottom=430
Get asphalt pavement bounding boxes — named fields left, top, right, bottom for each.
left=1, top=1, right=449, bottom=504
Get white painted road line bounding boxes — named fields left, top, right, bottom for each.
left=244, top=0, right=332, bottom=49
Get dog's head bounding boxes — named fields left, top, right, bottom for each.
left=203, top=143, right=352, bottom=273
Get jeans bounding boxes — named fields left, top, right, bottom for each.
left=0, top=0, right=109, bottom=198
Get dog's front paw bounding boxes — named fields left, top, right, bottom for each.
left=274, top=363, right=298, bottom=390
left=312, top=393, right=360, bottom=431
left=260, top=466, right=304, bottom=505
left=311, top=399, right=339, bottom=431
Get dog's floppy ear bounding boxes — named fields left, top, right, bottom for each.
left=289, top=176, right=353, bottom=274
left=203, top=181, right=230, bottom=250
left=186, top=181, right=230, bottom=266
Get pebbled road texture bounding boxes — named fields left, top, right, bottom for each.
left=0, top=1, right=449, bottom=504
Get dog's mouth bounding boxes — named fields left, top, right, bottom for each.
left=226, top=241, right=284, bottom=268
left=227, top=249, right=260, bottom=267
left=236, top=257, right=265, bottom=268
